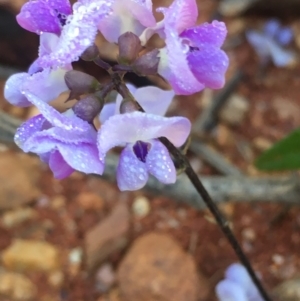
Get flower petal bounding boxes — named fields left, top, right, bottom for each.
left=48, top=0, right=72, bottom=15
left=216, top=280, right=248, bottom=301
left=146, top=140, right=176, bottom=184
left=14, top=114, right=47, bottom=149
left=16, top=0, right=61, bottom=34
left=127, top=0, right=156, bottom=28
left=187, top=46, right=229, bottom=89
left=4, top=73, right=31, bottom=107
left=99, top=103, right=116, bottom=123
left=39, top=0, right=113, bottom=68
left=58, top=142, right=104, bottom=175
left=49, top=150, right=74, bottom=179
left=180, top=21, right=227, bottom=48
left=98, top=111, right=191, bottom=160
left=116, top=145, right=148, bottom=191
left=134, top=86, right=174, bottom=116
left=22, top=91, right=91, bottom=131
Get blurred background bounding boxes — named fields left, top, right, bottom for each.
left=0, top=0, right=300, bottom=300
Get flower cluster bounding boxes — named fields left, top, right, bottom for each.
left=216, top=263, right=264, bottom=301
left=5, top=0, right=229, bottom=191
left=246, top=19, right=295, bottom=67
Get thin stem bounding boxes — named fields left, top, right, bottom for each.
left=159, top=137, right=272, bottom=301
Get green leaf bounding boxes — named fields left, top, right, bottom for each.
left=255, top=128, right=300, bottom=171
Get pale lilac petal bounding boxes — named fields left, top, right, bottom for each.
left=216, top=280, right=248, bottom=301
left=117, top=145, right=148, bottom=191
left=16, top=1, right=61, bottom=34
left=4, top=73, right=31, bottom=107
left=39, top=33, right=61, bottom=57
left=134, top=86, right=174, bottom=116
left=276, top=27, right=293, bottom=46
left=127, top=0, right=156, bottom=28
left=163, top=0, right=198, bottom=34
left=58, top=142, right=104, bottom=175
left=23, top=68, right=69, bottom=103
left=97, top=112, right=191, bottom=160
left=267, top=39, right=295, bottom=67
left=22, top=92, right=91, bottom=132
left=49, top=150, right=74, bottom=179
left=14, top=115, right=46, bottom=149
left=187, top=46, right=229, bottom=89
left=39, top=0, right=113, bottom=68
left=246, top=31, right=272, bottom=61
left=28, top=59, right=43, bottom=75
left=263, top=19, right=280, bottom=38
left=180, top=21, right=227, bottom=48
left=146, top=140, right=176, bottom=184
left=99, top=103, right=116, bottom=123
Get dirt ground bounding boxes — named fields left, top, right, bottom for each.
left=0, top=0, right=300, bottom=300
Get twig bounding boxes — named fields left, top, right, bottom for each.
left=190, top=140, right=243, bottom=176
left=193, top=70, right=244, bottom=134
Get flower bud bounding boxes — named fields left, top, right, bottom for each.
left=65, top=70, right=101, bottom=101
left=132, top=49, right=160, bottom=76
left=73, top=94, right=104, bottom=122
left=118, top=32, right=142, bottom=64
left=119, top=98, right=139, bottom=114
left=80, top=44, right=99, bottom=61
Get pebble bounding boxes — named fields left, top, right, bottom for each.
left=2, top=239, right=60, bottom=272
left=132, top=196, right=150, bottom=218
left=274, top=278, right=300, bottom=301
left=1, top=207, right=37, bottom=228
left=76, top=192, right=104, bottom=211
left=48, top=270, right=64, bottom=288
left=95, top=263, right=116, bottom=293
left=0, top=272, right=37, bottom=300
left=117, top=232, right=208, bottom=301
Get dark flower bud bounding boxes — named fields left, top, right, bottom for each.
left=65, top=70, right=101, bottom=101
left=80, top=44, right=99, bottom=61
left=73, top=94, right=104, bottom=122
left=118, top=32, right=142, bottom=65
left=132, top=49, right=160, bottom=76
left=119, top=98, right=140, bottom=114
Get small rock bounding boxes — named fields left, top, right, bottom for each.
left=132, top=196, right=150, bottom=218
left=0, top=272, right=37, bottom=300
left=2, top=208, right=37, bottom=229
left=117, top=232, right=207, bottom=301
left=48, top=270, right=64, bottom=288
left=219, top=94, right=250, bottom=126
left=2, top=239, right=60, bottom=272
left=85, top=203, right=130, bottom=270
left=50, top=195, right=66, bottom=210
left=273, top=278, right=300, bottom=301
left=96, top=263, right=116, bottom=293
left=253, top=137, right=272, bottom=151
left=0, top=152, right=41, bottom=210
left=242, top=227, right=256, bottom=241
left=76, top=192, right=104, bottom=211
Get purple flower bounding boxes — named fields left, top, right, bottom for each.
left=98, top=0, right=156, bottom=43
left=153, top=0, right=229, bottom=95
left=246, top=19, right=295, bottom=67
left=97, top=84, right=190, bottom=191
left=38, top=0, right=114, bottom=68
left=216, top=263, right=264, bottom=301
left=16, top=0, right=72, bottom=34
left=15, top=91, right=104, bottom=179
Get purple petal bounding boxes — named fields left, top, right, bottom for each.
left=22, top=92, right=91, bottom=132
left=127, top=0, right=156, bottom=28
left=117, top=145, right=148, bottom=191
left=276, top=27, right=293, bottom=46
left=4, top=73, right=31, bottom=107
left=246, top=31, right=271, bottom=60
left=39, top=0, right=113, bottom=68
left=57, top=142, right=104, bottom=175
left=14, top=114, right=47, bottom=149
left=180, top=21, right=227, bottom=48
left=38, top=33, right=60, bottom=57
left=16, top=1, right=61, bottom=34
left=28, top=59, right=43, bottom=75
left=187, top=46, right=229, bottom=89
left=263, top=19, right=280, bottom=38
left=216, top=280, right=248, bottom=301
left=97, top=112, right=191, bottom=160
left=99, top=103, right=116, bottom=123
left=47, top=0, right=72, bottom=15
left=268, top=40, right=295, bottom=67
left=134, top=86, right=174, bottom=116
left=146, top=140, right=176, bottom=184
left=49, top=150, right=74, bottom=179
left=163, top=0, right=198, bottom=34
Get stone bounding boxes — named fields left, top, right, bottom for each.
left=273, top=279, right=300, bottom=301
left=0, top=152, right=41, bottom=210
left=117, top=232, right=205, bottom=301
left=2, top=239, right=60, bottom=272
left=85, top=203, right=130, bottom=270
left=48, top=271, right=64, bottom=288
left=0, top=272, right=37, bottom=300
left=95, top=263, right=116, bottom=293
left=76, top=192, right=104, bottom=211
left=219, top=94, right=249, bottom=126
left=1, top=207, right=37, bottom=228
left=132, top=196, right=150, bottom=218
